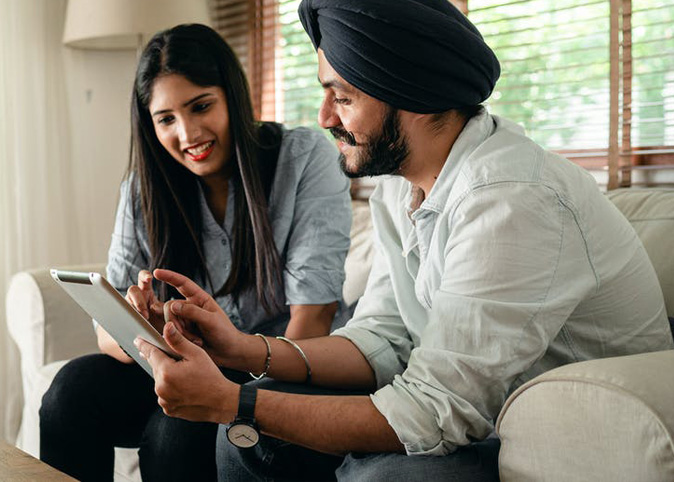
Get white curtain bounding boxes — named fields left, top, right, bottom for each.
left=0, top=0, right=79, bottom=442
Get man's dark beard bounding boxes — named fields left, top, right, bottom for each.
left=330, top=107, right=409, bottom=178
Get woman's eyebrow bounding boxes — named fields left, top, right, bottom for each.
left=152, top=93, right=215, bottom=117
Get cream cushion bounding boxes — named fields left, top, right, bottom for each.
left=343, top=199, right=374, bottom=306
left=606, top=188, right=674, bottom=314
left=497, top=350, right=674, bottom=482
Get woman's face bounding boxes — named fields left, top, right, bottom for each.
left=149, top=74, right=232, bottom=179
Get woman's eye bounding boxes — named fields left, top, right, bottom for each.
left=193, top=102, right=211, bottom=113
left=157, top=115, right=174, bottom=125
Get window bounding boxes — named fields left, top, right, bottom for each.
left=210, top=0, right=674, bottom=188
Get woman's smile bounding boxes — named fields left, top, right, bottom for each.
left=185, top=140, right=215, bottom=161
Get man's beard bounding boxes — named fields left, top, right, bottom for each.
left=330, top=107, right=409, bottom=178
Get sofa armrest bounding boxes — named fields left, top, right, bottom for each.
left=7, top=264, right=105, bottom=370
left=496, top=350, right=674, bottom=482
left=5, top=264, right=106, bottom=451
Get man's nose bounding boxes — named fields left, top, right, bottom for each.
left=317, top=97, right=339, bottom=129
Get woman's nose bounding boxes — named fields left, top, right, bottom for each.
left=178, top=119, right=201, bottom=144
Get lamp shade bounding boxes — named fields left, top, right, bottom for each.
left=63, top=0, right=211, bottom=50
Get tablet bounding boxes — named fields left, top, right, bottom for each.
left=50, top=269, right=181, bottom=377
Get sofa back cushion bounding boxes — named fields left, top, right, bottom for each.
left=607, top=188, right=674, bottom=319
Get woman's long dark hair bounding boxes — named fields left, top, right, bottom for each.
left=128, top=23, right=283, bottom=315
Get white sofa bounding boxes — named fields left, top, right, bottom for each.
left=6, top=190, right=674, bottom=481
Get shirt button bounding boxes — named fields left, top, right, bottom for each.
left=221, top=238, right=227, bottom=246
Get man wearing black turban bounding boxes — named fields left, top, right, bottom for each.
left=299, top=0, right=500, bottom=114
left=133, top=1, right=672, bottom=481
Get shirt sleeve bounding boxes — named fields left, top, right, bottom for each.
left=370, top=183, right=597, bottom=455
left=106, top=178, right=150, bottom=294
left=283, top=131, right=352, bottom=305
left=331, top=245, right=415, bottom=387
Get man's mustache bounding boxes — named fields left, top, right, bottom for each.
left=329, top=127, right=358, bottom=146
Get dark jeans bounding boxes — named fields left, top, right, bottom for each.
left=216, top=379, right=501, bottom=482
left=39, top=353, right=248, bottom=482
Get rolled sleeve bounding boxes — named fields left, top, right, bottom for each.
left=368, top=184, right=598, bottom=455
left=332, top=245, right=414, bottom=388
left=283, top=131, right=351, bottom=305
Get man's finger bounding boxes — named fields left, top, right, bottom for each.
left=169, top=301, right=218, bottom=330
left=134, top=336, right=167, bottom=369
left=164, top=301, right=204, bottom=346
left=153, top=269, right=218, bottom=310
left=163, top=322, right=201, bottom=359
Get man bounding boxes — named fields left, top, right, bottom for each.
left=135, top=0, right=673, bottom=480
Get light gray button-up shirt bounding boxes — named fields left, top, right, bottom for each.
left=333, top=111, right=672, bottom=455
left=107, top=126, right=352, bottom=335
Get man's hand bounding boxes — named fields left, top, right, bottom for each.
left=134, top=321, right=238, bottom=424
left=153, top=268, right=245, bottom=366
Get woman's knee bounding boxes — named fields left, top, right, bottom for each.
left=40, top=354, right=112, bottom=422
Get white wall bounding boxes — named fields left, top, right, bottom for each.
left=64, top=48, right=137, bottom=264
left=0, top=0, right=137, bottom=443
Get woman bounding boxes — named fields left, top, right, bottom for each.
left=40, top=24, right=351, bottom=481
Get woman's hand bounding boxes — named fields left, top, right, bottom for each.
left=96, top=324, right=135, bottom=363
left=125, top=270, right=165, bottom=332
left=153, top=268, right=245, bottom=366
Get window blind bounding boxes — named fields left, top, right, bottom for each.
left=468, top=0, right=674, bottom=187
left=624, top=1, right=674, bottom=185
left=469, top=0, right=612, bottom=165
left=210, top=0, right=674, bottom=188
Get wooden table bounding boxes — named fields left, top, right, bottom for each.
left=0, top=441, right=76, bottom=481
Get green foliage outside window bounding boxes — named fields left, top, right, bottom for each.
left=277, top=0, right=673, bottom=151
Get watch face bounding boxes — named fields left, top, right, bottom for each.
left=227, top=422, right=260, bottom=448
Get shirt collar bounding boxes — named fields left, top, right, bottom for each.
left=407, top=109, right=496, bottom=217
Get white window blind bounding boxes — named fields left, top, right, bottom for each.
left=469, top=0, right=612, bottom=161
left=210, top=0, right=674, bottom=188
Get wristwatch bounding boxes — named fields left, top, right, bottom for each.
left=226, top=384, right=260, bottom=448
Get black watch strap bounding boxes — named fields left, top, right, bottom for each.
left=237, top=384, right=257, bottom=421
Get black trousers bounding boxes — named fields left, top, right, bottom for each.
left=39, top=353, right=247, bottom=482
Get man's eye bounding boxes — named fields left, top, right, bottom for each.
left=334, top=97, right=350, bottom=105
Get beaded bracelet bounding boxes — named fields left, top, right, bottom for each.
left=249, top=333, right=271, bottom=380
left=276, top=336, right=312, bottom=384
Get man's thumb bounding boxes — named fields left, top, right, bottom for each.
left=163, top=321, right=196, bottom=357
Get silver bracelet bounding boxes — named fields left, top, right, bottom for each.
left=276, top=336, right=312, bottom=384
left=249, top=333, right=271, bottom=380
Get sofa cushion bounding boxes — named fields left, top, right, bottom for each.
left=343, top=200, right=374, bottom=307
left=607, top=188, right=674, bottom=317
left=497, top=350, right=674, bottom=482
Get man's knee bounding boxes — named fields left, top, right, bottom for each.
left=216, top=424, right=343, bottom=482
left=216, top=424, right=265, bottom=482
left=336, top=439, right=501, bottom=482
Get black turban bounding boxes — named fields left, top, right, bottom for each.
left=299, top=0, right=500, bottom=114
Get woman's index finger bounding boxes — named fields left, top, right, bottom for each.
left=138, top=269, right=154, bottom=291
